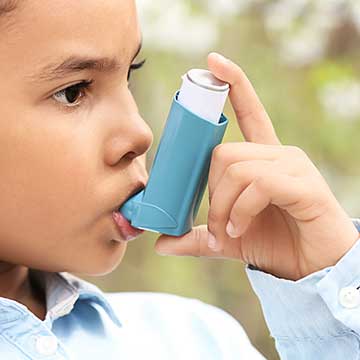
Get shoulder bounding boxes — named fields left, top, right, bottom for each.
left=104, top=291, right=265, bottom=359
left=105, top=291, right=240, bottom=327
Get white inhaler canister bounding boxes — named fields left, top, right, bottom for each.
left=177, top=69, right=229, bottom=124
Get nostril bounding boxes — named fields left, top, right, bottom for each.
left=123, top=151, right=137, bottom=161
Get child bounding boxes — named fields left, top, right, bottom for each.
left=0, top=1, right=359, bottom=359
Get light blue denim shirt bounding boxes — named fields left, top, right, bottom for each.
left=246, top=217, right=360, bottom=359
left=0, top=267, right=264, bottom=359
left=2, top=218, right=360, bottom=359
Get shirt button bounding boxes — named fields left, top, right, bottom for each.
left=339, top=286, right=360, bottom=308
left=35, top=335, right=58, bottom=356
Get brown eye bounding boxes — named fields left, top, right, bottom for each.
left=52, top=80, right=93, bottom=107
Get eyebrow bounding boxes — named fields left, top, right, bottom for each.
left=29, top=40, right=143, bottom=83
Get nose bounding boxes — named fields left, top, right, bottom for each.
left=104, top=113, right=153, bottom=167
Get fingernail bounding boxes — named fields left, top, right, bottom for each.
left=226, top=220, right=240, bottom=238
left=208, top=233, right=221, bottom=251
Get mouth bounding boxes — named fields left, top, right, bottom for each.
left=112, top=181, right=146, bottom=242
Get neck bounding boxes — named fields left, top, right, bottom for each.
left=0, top=263, right=46, bottom=320
left=0, top=263, right=29, bottom=297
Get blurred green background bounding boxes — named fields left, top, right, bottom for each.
left=82, top=1, right=360, bottom=358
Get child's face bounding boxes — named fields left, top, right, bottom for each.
left=0, top=0, right=153, bottom=275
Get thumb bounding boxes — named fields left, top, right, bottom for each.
left=154, top=225, right=230, bottom=258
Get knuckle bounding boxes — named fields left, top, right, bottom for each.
left=212, top=143, right=238, bottom=164
left=207, top=209, right=222, bottom=225
left=236, top=104, right=265, bottom=121
left=272, top=158, right=282, bottom=169
left=212, top=143, right=227, bottom=162
left=253, top=175, right=267, bottom=191
left=226, top=163, right=242, bottom=181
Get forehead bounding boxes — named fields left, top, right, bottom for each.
left=0, top=0, right=141, bottom=77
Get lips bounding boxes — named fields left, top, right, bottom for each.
left=112, top=211, right=144, bottom=242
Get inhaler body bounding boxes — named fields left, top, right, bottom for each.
left=119, top=69, right=229, bottom=236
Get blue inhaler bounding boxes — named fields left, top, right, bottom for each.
left=119, top=69, right=229, bottom=236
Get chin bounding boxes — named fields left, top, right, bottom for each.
left=73, top=240, right=128, bottom=277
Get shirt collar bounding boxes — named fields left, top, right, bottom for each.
left=28, top=269, right=122, bottom=328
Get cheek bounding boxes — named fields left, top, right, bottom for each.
left=0, top=117, right=128, bottom=273
left=0, top=115, right=100, bottom=247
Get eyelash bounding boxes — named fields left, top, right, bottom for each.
left=127, top=58, right=146, bottom=81
left=51, top=58, right=146, bottom=110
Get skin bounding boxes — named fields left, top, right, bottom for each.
left=0, top=0, right=153, bottom=320
left=155, top=53, right=360, bottom=281
left=0, top=0, right=358, bottom=324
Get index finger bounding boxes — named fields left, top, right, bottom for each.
left=207, top=52, right=281, bottom=146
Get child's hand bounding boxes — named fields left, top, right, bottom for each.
left=155, top=53, right=360, bottom=281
